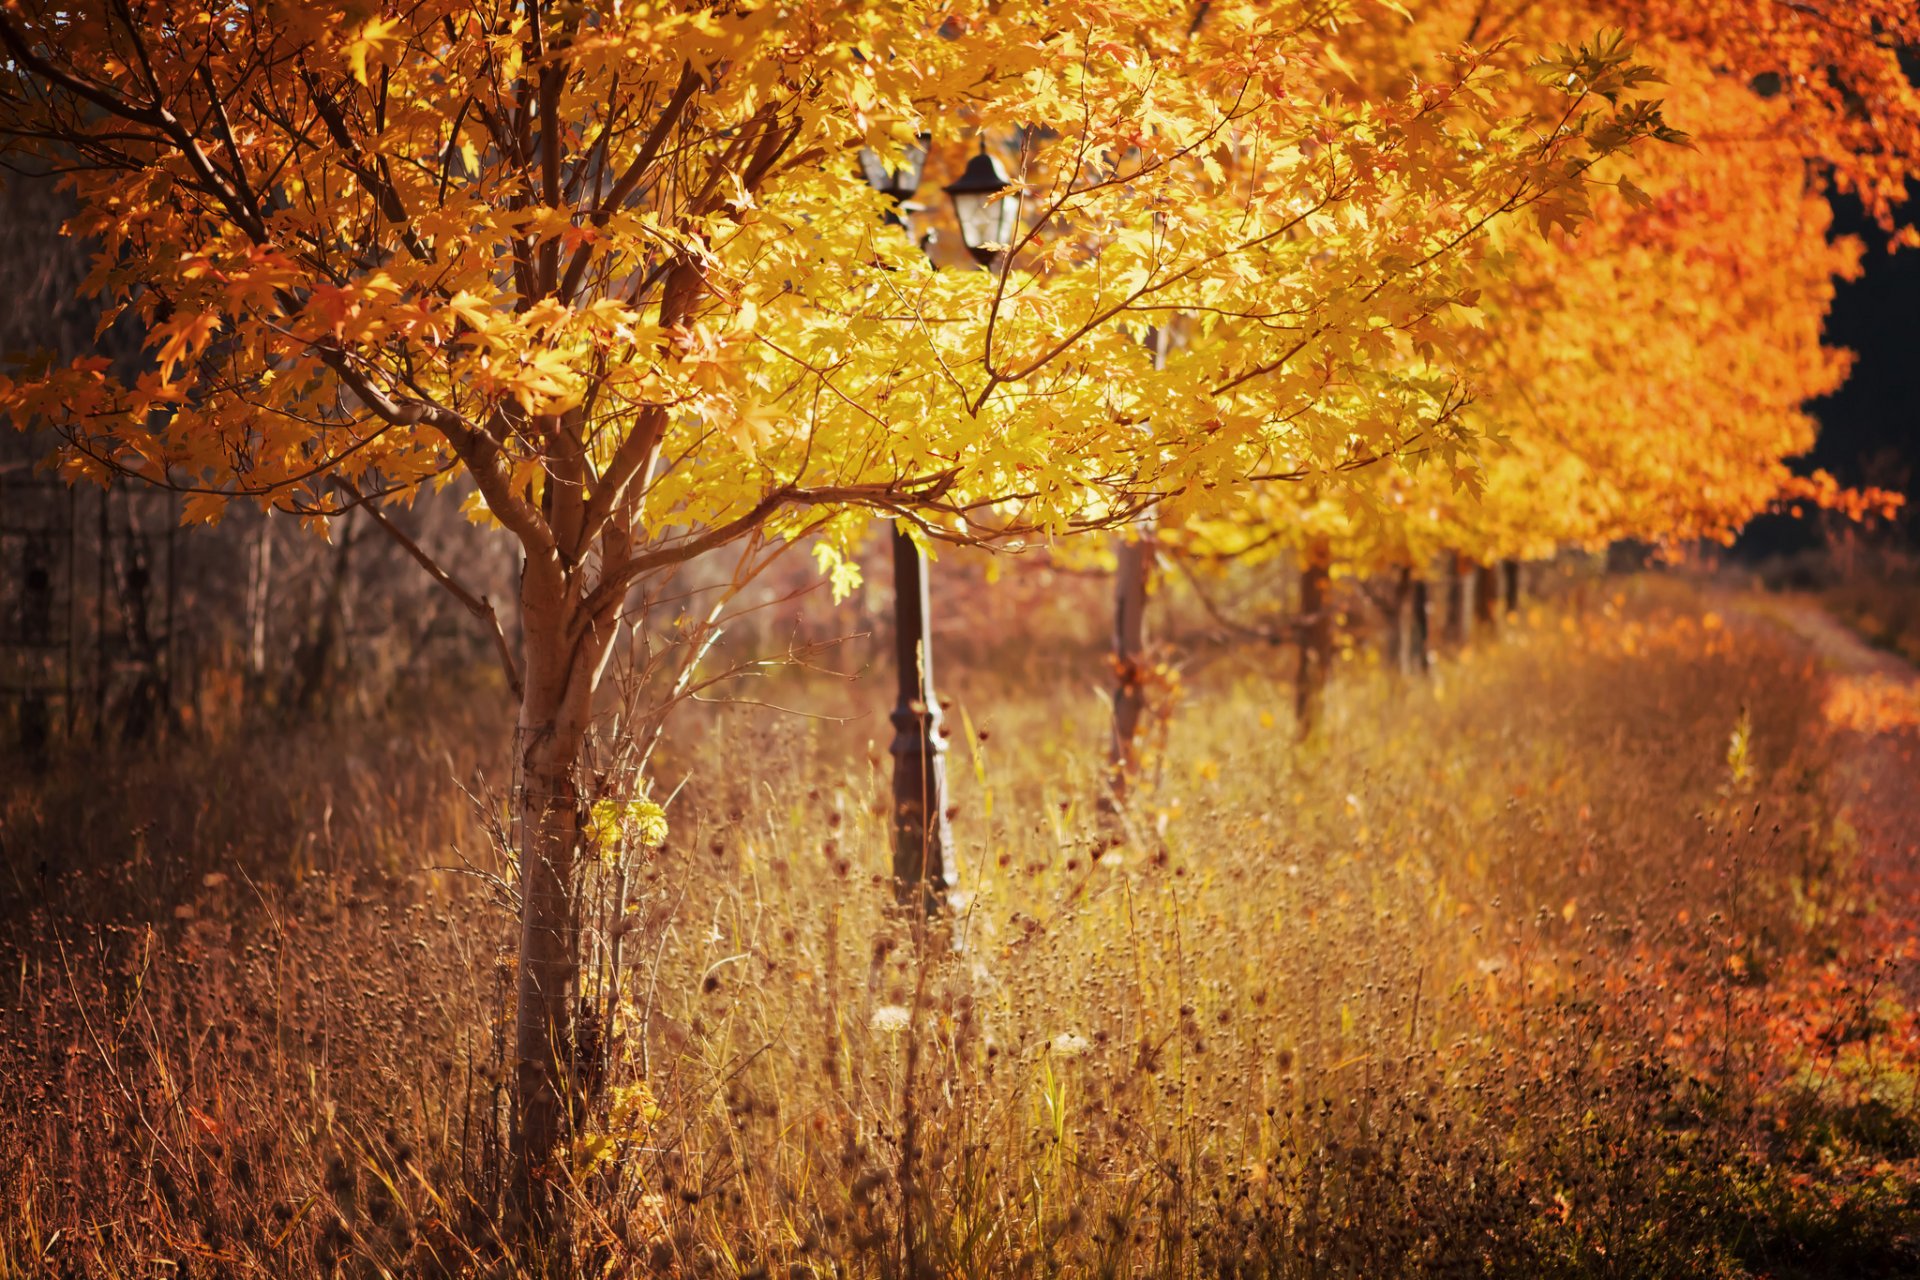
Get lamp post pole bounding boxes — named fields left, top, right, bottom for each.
left=888, top=523, right=952, bottom=913
left=859, top=132, right=1015, bottom=914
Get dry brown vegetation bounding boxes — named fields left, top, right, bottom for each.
left=4, top=579, right=1919, bottom=1278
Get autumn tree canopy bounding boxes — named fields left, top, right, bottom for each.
left=0, top=0, right=1694, bottom=1237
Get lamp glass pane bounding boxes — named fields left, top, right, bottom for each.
left=951, top=191, right=999, bottom=252
left=989, top=192, right=1020, bottom=247
left=896, top=138, right=929, bottom=195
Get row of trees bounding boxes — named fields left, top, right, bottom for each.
left=1115, top=0, right=1910, bottom=754
left=2, top=0, right=1914, bottom=1257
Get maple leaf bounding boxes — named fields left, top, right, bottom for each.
left=152, top=312, right=222, bottom=382
left=346, top=17, right=401, bottom=86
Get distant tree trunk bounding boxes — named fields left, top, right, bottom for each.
left=93, top=489, right=108, bottom=740
left=1443, top=553, right=1474, bottom=646
left=1502, top=559, right=1521, bottom=615
left=289, top=516, right=355, bottom=715
left=1396, top=566, right=1430, bottom=675
left=1295, top=538, right=1333, bottom=738
left=889, top=525, right=952, bottom=914
left=1108, top=522, right=1154, bottom=798
left=21, top=538, right=53, bottom=763
left=245, top=517, right=273, bottom=681
left=1410, top=577, right=1431, bottom=674
left=1110, top=326, right=1168, bottom=799
left=1473, top=562, right=1500, bottom=632
left=118, top=533, right=162, bottom=743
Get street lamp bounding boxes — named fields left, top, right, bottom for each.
left=942, top=140, right=1019, bottom=267
left=857, top=133, right=954, bottom=916
left=854, top=133, right=1025, bottom=914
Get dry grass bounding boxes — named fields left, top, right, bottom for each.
left=3, top=580, right=1918, bottom=1278
left=1823, top=579, right=1920, bottom=668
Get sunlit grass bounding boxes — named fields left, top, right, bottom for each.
left=3, top=580, right=1917, bottom=1277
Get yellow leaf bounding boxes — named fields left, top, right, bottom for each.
left=346, top=17, right=398, bottom=86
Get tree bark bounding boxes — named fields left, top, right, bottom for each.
left=1473, top=561, right=1500, bottom=632
left=508, top=554, right=603, bottom=1255
left=1408, top=576, right=1430, bottom=674
left=1294, top=539, right=1332, bottom=739
left=245, top=516, right=273, bottom=680
left=1396, top=566, right=1430, bottom=675
left=288, top=514, right=354, bottom=716
left=1107, top=522, right=1154, bottom=799
left=1110, top=326, right=1168, bottom=800
left=1442, top=552, right=1473, bottom=646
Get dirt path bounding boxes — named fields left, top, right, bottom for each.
left=1747, top=592, right=1920, bottom=994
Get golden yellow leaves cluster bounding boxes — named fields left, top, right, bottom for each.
left=0, top=0, right=1908, bottom=601
left=0, top=1, right=1665, bottom=551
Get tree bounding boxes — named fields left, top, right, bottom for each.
left=0, top=0, right=1671, bottom=1245
left=1155, top=0, right=1914, bottom=715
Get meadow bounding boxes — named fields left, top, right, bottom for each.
left=4, top=575, right=1920, bottom=1279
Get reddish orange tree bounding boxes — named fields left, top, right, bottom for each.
left=1152, top=0, right=1917, bottom=726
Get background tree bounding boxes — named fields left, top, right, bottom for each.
left=1150, top=0, right=1913, bottom=727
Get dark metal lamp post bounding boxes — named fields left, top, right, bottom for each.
left=855, top=134, right=1023, bottom=912
left=858, top=134, right=953, bottom=914
left=886, top=523, right=952, bottom=915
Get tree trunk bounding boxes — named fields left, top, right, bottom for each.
left=1473, top=561, right=1500, bottom=632
left=1442, top=552, right=1473, bottom=646
left=1107, top=522, right=1154, bottom=799
left=1294, top=539, right=1332, bottom=739
left=289, top=515, right=354, bottom=716
left=1396, top=566, right=1430, bottom=675
left=1408, top=576, right=1430, bottom=674
left=1502, top=559, right=1521, bottom=615
left=1110, top=326, right=1168, bottom=801
left=508, top=556, right=602, bottom=1256
left=245, top=516, right=273, bottom=680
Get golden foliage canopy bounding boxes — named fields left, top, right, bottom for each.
left=0, top=0, right=1672, bottom=599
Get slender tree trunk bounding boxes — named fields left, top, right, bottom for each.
left=246, top=516, right=273, bottom=680
left=889, top=526, right=952, bottom=914
left=289, top=515, right=354, bottom=715
left=94, top=488, right=108, bottom=740
left=1473, top=561, right=1500, bottom=632
left=1502, top=559, right=1521, bottom=615
left=1443, top=552, right=1473, bottom=646
left=163, top=522, right=178, bottom=727
left=1408, top=576, right=1430, bottom=674
left=1109, top=325, right=1168, bottom=800
left=508, top=557, right=601, bottom=1257
left=1395, top=566, right=1431, bottom=675
left=1107, top=522, right=1154, bottom=799
left=1294, top=538, right=1332, bottom=739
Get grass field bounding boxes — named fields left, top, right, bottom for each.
left=4, top=579, right=1919, bottom=1278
